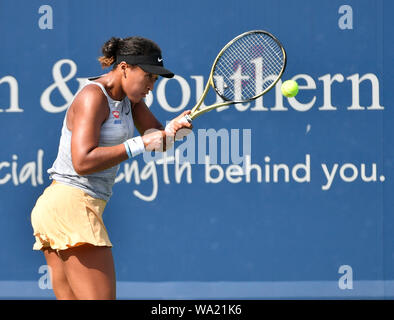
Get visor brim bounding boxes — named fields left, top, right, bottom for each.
left=138, top=64, right=174, bottom=78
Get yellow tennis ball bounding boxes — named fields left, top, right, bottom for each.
left=281, top=80, right=299, bottom=98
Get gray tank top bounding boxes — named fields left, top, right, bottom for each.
left=47, top=78, right=135, bottom=201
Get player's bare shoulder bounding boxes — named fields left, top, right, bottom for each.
left=74, top=83, right=109, bottom=113
left=67, top=83, right=110, bottom=130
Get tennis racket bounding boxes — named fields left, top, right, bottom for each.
left=183, top=30, right=286, bottom=123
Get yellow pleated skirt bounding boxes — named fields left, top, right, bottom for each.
left=31, top=180, right=112, bottom=251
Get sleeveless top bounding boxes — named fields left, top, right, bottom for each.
left=47, top=77, right=135, bottom=201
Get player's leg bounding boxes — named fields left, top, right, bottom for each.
left=59, top=244, right=116, bottom=300
left=42, top=248, right=77, bottom=299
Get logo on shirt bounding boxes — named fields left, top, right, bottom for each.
left=112, top=110, right=122, bottom=124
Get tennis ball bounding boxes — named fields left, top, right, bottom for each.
left=281, top=80, right=299, bottom=98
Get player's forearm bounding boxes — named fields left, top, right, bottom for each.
left=72, top=130, right=169, bottom=175
left=72, top=144, right=129, bottom=175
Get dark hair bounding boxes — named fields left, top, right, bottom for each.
left=98, top=36, right=162, bottom=69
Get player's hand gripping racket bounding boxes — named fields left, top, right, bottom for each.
left=183, top=30, right=286, bottom=124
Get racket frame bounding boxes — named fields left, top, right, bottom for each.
left=186, top=30, right=287, bottom=121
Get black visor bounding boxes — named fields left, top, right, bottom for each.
left=116, top=54, right=174, bottom=78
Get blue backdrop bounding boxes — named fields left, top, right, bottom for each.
left=0, top=0, right=393, bottom=299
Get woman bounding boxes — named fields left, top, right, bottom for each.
left=30, top=36, right=192, bottom=299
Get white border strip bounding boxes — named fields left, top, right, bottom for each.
left=1, top=280, right=394, bottom=299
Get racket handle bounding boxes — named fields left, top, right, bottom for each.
left=183, top=114, right=192, bottom=124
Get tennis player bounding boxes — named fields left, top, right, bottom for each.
left=30, top=36, right=192, bottom=299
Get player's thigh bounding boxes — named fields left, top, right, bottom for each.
left=59, top=244, right=116, bottom=300
left=42, top=248, right=76, bottom=299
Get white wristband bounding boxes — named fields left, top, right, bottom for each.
left=125, top=136, right=145, bottom=158
left=164, top=120, right=174, bottom=136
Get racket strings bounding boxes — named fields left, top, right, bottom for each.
left=230, top=37, right=280, bottom=88
left=213, top=32, right=285, bottom=101
left=219, top=35, right=283, bottom=97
